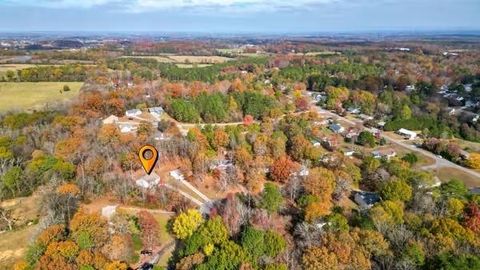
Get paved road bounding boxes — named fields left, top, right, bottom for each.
left=306, top=96, right=480, bottom=182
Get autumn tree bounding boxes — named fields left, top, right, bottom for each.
left=173, top=209, right=204, bottom=239
left=467, top=153, right=480, bottom=169
left=270, top=155, right=299, bottom=183
left=138, top=211, right=160, bottom=250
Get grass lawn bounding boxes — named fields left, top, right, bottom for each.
left=0, top=82, right=83, bottom=112
left=435, top=167, right=480, bottom=187
left=0, top=225, right=38, bottom=269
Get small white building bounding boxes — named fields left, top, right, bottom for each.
left=126, top=109, right=142, bottom=117
left=136, top=172, right=160, bottom=189
left=119, top=124, right=136, bottom=133
left=372, top=148, right=397, bottom=160
left=102, top=115, right=119, bottom=125
left=397, top=128, right=417, bottom=140
left=101, top=205, right=118, bottom=219
left=148, top=106, right=164, bottom=115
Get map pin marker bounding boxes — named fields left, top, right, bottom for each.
left=138, top=145, right=158, bottom=175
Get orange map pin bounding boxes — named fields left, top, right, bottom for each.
left=138, top=145, right=158, bottom=175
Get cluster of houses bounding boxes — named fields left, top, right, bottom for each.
left=102, top=106, right=166, bottom=138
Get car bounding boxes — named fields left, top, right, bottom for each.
left=436, top=155, right=443, bottom=159
left=140, top=250, right=153, bottom=255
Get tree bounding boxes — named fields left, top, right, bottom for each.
left=173, top=209, right=204, bottom=239
left=270, top=155, right=298, bottom=183
left=441, top=179, right=468, bottom=198
left=302, top=246, right=339, bottom=270
left=259, top=183, right=283, bottom=214
left=464, top=202, right=480, bottom=233
left=138, top=211, right=160, bottom=249
left=370, top=200, right=404, bottom=226
left=380, top=180, right=412, bottom=202
left=357, top=131, right=376, bottom=148
left=402, top=152, right=418, bottom=165
left=304, top=200, right=333, bottom=222
left=325, top=86, right=349, bottom=110
left=399, top=104, right=412, bottom=120
left=467, top=153, right=480, bottom=169
left=304, top=168, right=336, bottom=199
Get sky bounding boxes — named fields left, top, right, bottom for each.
left=0, top=0, right=478, bottom=33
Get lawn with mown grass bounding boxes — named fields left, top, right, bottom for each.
left=0, top=82, right=83, bottom=112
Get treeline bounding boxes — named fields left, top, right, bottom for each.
left=166, top=91, right=278, bottom=123
left=384, top=116, right=453, bottom=138
left=1, top=64, right=89, bottom=82
left=278, top=62, right=383, bottom=90
left=107, top=57, right=268, bottom=82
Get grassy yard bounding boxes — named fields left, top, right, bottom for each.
left=435, top=167, right=480, bottom=187
left=0, top=225, right=38, bottom=269
left=0, top=82, right=83, bottom=112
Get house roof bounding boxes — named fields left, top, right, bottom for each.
left=126, top=109, right=141, bottom=115
left=329, top=123, right=343, bottom=132
left=398, top=128, right=417, bottom=136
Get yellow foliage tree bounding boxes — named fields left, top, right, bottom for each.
left=467, top=153, right=480, bottom=169
left=173, top=209, right=204, bottom=239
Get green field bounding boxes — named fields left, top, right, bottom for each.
left=0, top=82, right=83, bottom=112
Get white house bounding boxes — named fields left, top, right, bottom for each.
left=102, top=115, right=118, bottom=125
left=101, top=205, right=118, bottom=219
left=136, top=172, right=160, bottom=189
left=119, top=124, right=136, bottom=133
left=397, top=128, right=417, bottom=140
left=125, top=109, right=142, bottom=117
left=372, top=148, right=397, bottom=160
left=148, top=106, right=164, bottom=115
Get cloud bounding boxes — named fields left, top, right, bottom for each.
left=1, top=0, right=339, bottom=12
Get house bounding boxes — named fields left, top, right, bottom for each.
left=344, top=128, right=360, bottom=141
left=119, top=124, right=136, bottom=133
left=209, top=159, right=234, bottom=171
left=311, top=140, right=322, bottom=148
left=313, top=93, right=326, bottom=102
left=358, top=114, right=374, bottom=121
left=405, top=85, right=416, bottom=92
left=397, top=128, right=417, bottom=140
left=460, top=150, right=470, bottom=160
left=344, top=149, right=355, bottom=156
left=354, top=191, right=381, bottom=209
left=135, top=172, right=160, bottom=189
left=322, top=136, right=339, bottom=151
left=170, top=170, right=185, bottom=181
left=148, top=106, right=164, bottom=115
left=126, top=109, right=142, bottom=117
left=469, top=187, right=480, bottom=195
left=101, top=205, right=118, bottom=219
left=372, top=148, right=397, bottom=160
left=347, top=107, right=361, bottom=114
left=102, top=115, right=119, bottom=125
left=298, top=165, right=309, bottom=177
left=329, top=123, right=345, bottom=134
left=377, top=121, right=386, bottom=129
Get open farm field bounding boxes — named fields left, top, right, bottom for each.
left=0, top=82, right=83, bottom=112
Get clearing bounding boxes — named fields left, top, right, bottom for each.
left=434, top=167, right=480, bottom=187
left=121, top=55, right=232, bottom=64
left=0, top=82, right=83, bottom=112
